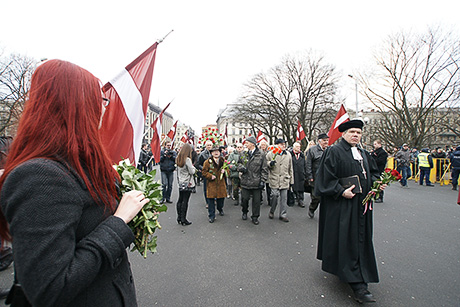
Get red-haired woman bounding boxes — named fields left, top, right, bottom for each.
left=0, top=60, right=149, bottom=306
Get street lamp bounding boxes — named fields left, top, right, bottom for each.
left=348, top=74, right=358, bottom=118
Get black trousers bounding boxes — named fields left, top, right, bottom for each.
left=177, top=190, right=192, bottom=222
left=241, top=188, right=262, bottom=219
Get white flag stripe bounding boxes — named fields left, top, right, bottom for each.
left=334, top=113, right=350, bottom=129
left=111, top=68, right=144, bottom=164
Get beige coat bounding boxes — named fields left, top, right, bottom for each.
left=266, top=150, right=294, bottom=189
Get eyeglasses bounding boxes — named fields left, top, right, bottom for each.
left=102, top=97, right=110, bottom=107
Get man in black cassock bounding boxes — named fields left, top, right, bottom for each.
left=315, top=119, right=386, bottom=304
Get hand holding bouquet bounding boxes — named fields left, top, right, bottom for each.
left=362, top=168, right=402, bottom=214
left=114, top=159, right=167, bottom=258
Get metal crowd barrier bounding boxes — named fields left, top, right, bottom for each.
left=386, top=157, right=451, bottom=185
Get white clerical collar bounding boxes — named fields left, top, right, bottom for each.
left=351, top=146, right=363, bottom=161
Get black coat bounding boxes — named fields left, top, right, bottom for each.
left=290, top=150, right=307, bottom=192
left=315, top=139, right=380, bottom=284
left=1, top=159, right=137, bottom=307
left=371, top=147, right=388, bottom=173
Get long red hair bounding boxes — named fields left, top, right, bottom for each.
left=0, top=60, right=119, bottom=241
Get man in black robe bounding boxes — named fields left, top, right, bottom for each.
left=315, top=119, right=386, bottom=304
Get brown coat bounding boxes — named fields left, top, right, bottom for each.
left=202, top=157, right=227, bottom=199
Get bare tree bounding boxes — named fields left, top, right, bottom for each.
left=361, top=27, right=460, bottom=148
left=0, top=53, right=36, bottom=136
left=233, top=51, right=340, bottom=146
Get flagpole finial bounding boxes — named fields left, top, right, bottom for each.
left=157, top=30, right=174, bottom=44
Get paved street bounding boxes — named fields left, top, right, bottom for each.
left=1, top=170, right=459, bottom=306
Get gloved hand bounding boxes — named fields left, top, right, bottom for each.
left=259, top=181, right=265, bottom=190
left=270, top=160, right=276, bottom=167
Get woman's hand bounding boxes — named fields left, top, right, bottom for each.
left=211, top=175, right=216, bottom=180
left=114, top=190, right=150, bottom=224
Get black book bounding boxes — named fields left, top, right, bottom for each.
left=339, top=175, right=362, bottom=194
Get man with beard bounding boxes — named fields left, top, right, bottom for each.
left=315, top=120, right=386, bottom=304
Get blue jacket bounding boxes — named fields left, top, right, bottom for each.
left=450, top=147, right=460, bottom=169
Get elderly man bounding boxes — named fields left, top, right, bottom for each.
left=266, top=138, right=293, bottom=222
left=238, top=136, right=268, bottom=225
left=228, top=143, right=244, bottom=205
left=315, top=120, right=385, bottom=304
left=305, top=133, right=329, bottom=218
left=289, top=142, right=307, bottom=207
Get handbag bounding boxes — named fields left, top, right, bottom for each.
left=304, top=180, right=312, bottom=193
left=5, top=268, right=32, bottom=307
left=178, top=181, right=194, bottom=192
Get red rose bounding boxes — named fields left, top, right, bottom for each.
left=384, top=168, right=392, bottom=173
left=391, top=169, right=400, bottom=177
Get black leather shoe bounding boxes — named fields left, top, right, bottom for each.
left=353, top=289, right=376, bottom=304
left=166, top=199, right=173, bottom=203
left=209, top=217, right=215, bottom=223
left=0, top=288, right=9, bottom=300
left=242, top=213, right=247, bottom=220
left=308, top=210, right=314, bottom=218
left=374, top=199, right=383, bottom=203
left=269, top=211, right=274, bottom=219
left=219, top=210, right=224, bottom=216
left=181, top=220, right=192, bottom=226
left=252, top=218, right=259, bottom=225
left=279, top=217, right=289, bottom=222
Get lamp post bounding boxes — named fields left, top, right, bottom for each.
left=348, top=74, right=358, bottom=118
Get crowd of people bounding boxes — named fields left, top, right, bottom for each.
left=0, top=59, right=458, bottom=305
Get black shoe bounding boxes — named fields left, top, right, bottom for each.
left=234, top=202, right=239, bottom=206
left=160, top=199, right=165, bottom=204
left=219, top=210, right=224, bottom=216
left=426, top=184, right=434, bottom=187
left=209, top=217, right=215, bottom=223
left=242, top=213, right=247, bottom=220
left=308, top=210, right=314, bottom=219
left=166, top=199, right=173, bottom=203
left=181, top=220, right=192, bottom=226
left=252, top=218, right=259, bottom=225
left=269, top=211, right=274, bottom=219
left=279, top=217, right=289, bottom=222
left=298, top=203, right=305, bottom=208
left=453, top=186, right=457, bottom=190
left=374, top=199, right=383, bottom=203
left=0, top=288, right=9, bottom=300
left=353, top=289, right=376, bottom=304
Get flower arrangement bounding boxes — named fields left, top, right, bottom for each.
left=220, top=159, right=231, bottom=179
left=198, top=128, right=224, bottom=146
left=362, top=168, right=402, bottom=214
left=114, top=159, right=167, bottom=258
left=268, top=145, right=283, bottom=160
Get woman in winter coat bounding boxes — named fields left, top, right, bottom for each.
left=176, top=144, right=196, bottom=225
left=0, top=60, right=148, bottom=307
left=202, top=146, right=228, bottom=223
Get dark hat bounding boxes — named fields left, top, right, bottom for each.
left=209, top=146, right=221, bottom=152
left=275, top=138, right=286, bottom=144
left=245, top=136, right=257, bottom=145
left=317, top=133, right=329, bottom=140
left=338, top=119, right=364, bottom=133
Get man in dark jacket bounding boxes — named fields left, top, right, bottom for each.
left=315, top=120, right=384, bottom=304
left=305, top=133, right=328, bottom=218
left=160, top=141, right=177, bottom=203
left=238, top=136, right=268, bottom=225
left=395, top=143, right=412, bottom=188
left=371, top=139, right=388, bottom=202
left=137, top=143, right=150, bottom=173
left=289, top=142, right=307, bottom=207
left=449, top=146, right=460, bottom=190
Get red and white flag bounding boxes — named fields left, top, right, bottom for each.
left=224, top=123, right=228, bottom=145
left=100, top=42, right=158, bottom=165
left=256, top=130, right=267, bottom=143
left=296, top=120, right=306, bottom=141
left=180, top=130, right=188, bottom=143
left=150, top=102, right=171, bottom=163
left=327, top=104, right=350, bottom=145
left=167, top=120, right=178, bottom=147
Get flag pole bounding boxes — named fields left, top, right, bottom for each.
left=157, top=30, right=174, bottom=44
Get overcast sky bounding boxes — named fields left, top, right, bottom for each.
left=2, top=0, right=460, bottom=133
